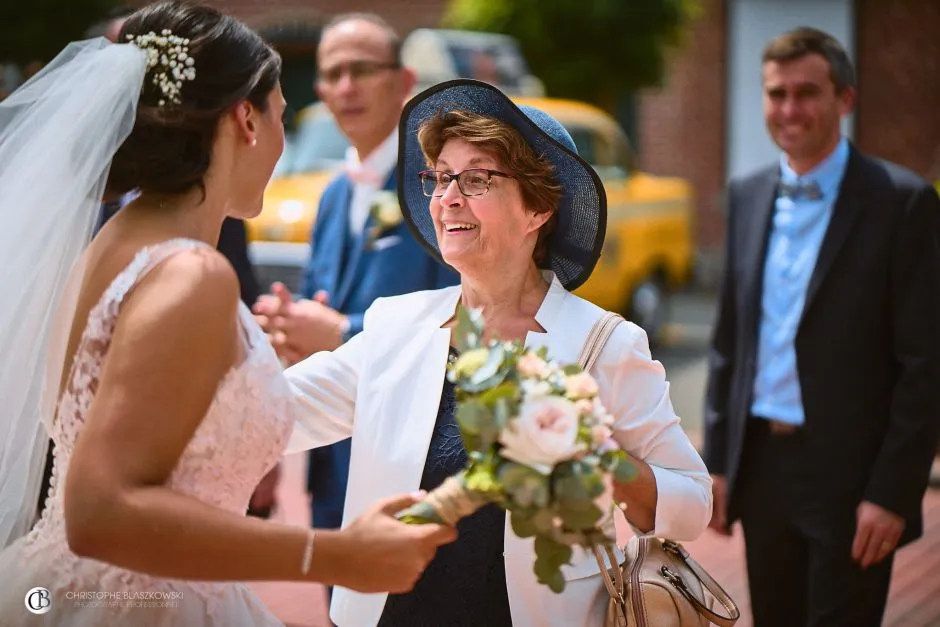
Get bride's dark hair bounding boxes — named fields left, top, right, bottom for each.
left=106, top=1, right=281, bottom=197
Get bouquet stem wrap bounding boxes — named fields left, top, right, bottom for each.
left=398, top=473, right=493, bottom=525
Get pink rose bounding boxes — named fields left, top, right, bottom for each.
left=499, top=396, right=582, bottom=474
left=516, top=352, right=549, bottom=379
left=564, top=372, right=599, bottom=400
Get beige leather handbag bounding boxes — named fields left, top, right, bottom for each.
left=579, top=313, right=741, bottom=627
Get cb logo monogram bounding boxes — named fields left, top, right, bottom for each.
left=25, top=587, right=52, bottom=615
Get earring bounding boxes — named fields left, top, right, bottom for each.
left=250, top=138, right=257, bottom=147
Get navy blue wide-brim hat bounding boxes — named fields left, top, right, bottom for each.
left=397, top=79, right=607, bottom=291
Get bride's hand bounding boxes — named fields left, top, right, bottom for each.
left=327, top=493, right=458, bottom=594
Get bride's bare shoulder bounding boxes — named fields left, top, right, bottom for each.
left=117, top=245, right=240, bottom=333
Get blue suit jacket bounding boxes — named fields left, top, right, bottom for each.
left=300, top=168, right=458, bottom=334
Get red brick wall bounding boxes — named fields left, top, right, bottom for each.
left=637, top=0, right=727, bottom=267
left=162, top=0, right=449, bottom=33
left=854, top=0, right=940, bottom=179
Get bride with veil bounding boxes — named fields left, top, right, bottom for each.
left=0, top=2, right=454, bottom=625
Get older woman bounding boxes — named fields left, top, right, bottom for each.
left=285, top=79, right=711, bottom=627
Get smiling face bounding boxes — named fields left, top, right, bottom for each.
left=429, top=139, right=550, bottom=275
left=762, top=52, right=853, bottom=171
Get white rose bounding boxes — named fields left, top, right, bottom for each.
left=521, top=379, right=553, bottom=398
left=499, top=396, right=583, bottom=474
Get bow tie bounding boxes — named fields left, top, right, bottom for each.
left=778, top=180, right=823, bottom=201
left=345, top=161, right=384, bottom=187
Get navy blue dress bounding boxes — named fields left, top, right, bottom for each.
left=377, top=348, right=513, bottom=626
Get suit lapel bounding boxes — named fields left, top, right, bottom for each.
left=741, top=169, right=779, bottom=334
left=801, top=148, right=865, bottom=321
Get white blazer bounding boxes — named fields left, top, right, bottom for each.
left=285, top=273, right=712, bottom=627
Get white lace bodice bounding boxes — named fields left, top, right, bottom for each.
left=18, top=238, right=294, bottom=600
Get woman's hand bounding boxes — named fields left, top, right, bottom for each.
left=611, top=453, right=658, bottom=534
left=323, top=493, right=458, bottom=594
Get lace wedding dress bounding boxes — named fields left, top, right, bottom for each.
left=0, top=239, right=294, bottom=626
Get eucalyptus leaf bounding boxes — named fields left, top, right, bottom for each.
left=499, top=463, right=549, bottom=508
left=558, top=502, right=604, bottom=530
left=454, top=306, right=485, bottom=352
left=469, top=343, right=505, bottom=385
left=510, top=510, right=539, bottom=538
left=492, top=396, right=514, bottom=431
left=553, top=474, right=593, bottom=510
left=455, top=401, right=486, bottom=435
left=533, top=558, right=566, bottom=593
left=614, top=457, right=639, bottom=484
left=534, top=536, right=573, bottom=568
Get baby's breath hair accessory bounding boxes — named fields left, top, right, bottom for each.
left=127, top=29, right=196, bottom=106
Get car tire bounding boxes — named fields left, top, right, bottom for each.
left=627, top=276, right=669, bottom=346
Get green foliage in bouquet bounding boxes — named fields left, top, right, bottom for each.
left=398, top=306, right=638, bottom=593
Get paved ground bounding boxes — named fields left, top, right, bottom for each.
left=249, top=292, right=940, bottom=626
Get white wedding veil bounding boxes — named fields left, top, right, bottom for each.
left=0, top=38, right=147, bottom=548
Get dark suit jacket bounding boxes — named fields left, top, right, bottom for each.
left=703, top=145, right=940, bottom=546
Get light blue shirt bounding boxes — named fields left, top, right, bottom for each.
left=750, top=137, right=850, bottom=425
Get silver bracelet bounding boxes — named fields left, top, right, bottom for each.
left=301, top=530, right=316, bottom=576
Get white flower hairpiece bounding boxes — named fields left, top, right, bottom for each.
left=127, top=29, right=197, bottom=106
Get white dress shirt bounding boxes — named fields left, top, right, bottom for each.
left=344, top=129, right=398, bottom=235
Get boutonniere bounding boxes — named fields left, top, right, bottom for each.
left=366, top=190, right=403, bottom=248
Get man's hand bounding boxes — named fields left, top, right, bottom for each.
left=253, top=284, right=346, bottom=365
left=708, top=474, right=732, bottom=536
left=852, top=500, right=904, bottom=569
left=252, top=282, right=293, bottom=333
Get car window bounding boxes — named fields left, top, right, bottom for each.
left=448, top=44, right=528, bottom=89
left=563, top=123, right=627, bottom=181
left=278, top=110, right=350, bottom=175
left=565, top=125, right=598, bottom=166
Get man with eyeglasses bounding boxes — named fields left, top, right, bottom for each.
left=253, top=11, right=458, bottom=602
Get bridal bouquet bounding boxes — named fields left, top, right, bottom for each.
left=398, top=307, right=637, bottom=592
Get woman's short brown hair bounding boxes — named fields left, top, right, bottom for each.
left=417, top=109, right=562, bottom=266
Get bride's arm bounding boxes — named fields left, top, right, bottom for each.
left=64, top=249, right=454, bottom=588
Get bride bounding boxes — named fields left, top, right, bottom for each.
left=0, top=2, right=455, bottom=625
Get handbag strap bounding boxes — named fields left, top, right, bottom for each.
left=592, top=544, right=627, bottom=623
left=580, top=312, right=629, bottom=622
left=577, top=311, right=624, bottom=371
left=661, top=541, right=741, bottom=626
left=580, top=313, right=741, bottom=626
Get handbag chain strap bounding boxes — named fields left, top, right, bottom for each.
left=578, top=313, right=740, bottom=627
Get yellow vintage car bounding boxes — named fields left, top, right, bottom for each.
left=247, top=97, right=694, bottom=339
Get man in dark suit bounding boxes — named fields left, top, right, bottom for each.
left=253, top=12, right=457, bottom=600
left=704, top=27, right=940, bottom=626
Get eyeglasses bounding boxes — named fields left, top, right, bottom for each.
left=317, top=60, right=400, bottom=86
left=418, top=169, right=514, bottom=198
